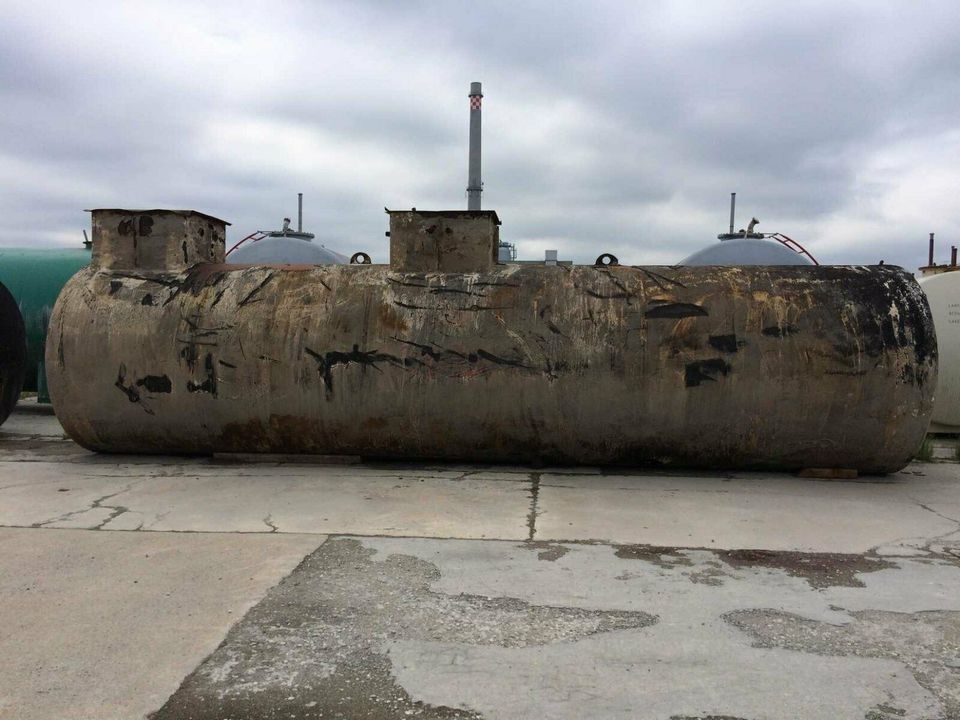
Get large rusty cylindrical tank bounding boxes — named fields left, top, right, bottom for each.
left=47, top=209, right=936, bottom=473
left=0, top=280, right=27, bottom=425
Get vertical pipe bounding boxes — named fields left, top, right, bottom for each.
left=729, top=193, right=736, bottom=234
left=952, top=246, right=957, bottom=267
left=467, top=82, right=483, bottom=211
left=929, top=232, right=935, bottom=266
left=298, top=193, right=303, bottom=233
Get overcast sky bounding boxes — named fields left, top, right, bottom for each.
left=1, top=0, right=958, bottom=268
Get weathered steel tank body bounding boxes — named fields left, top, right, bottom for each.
left=0, top=280, right=26, bottom=425
left=47, top=209, right=936, bottom=473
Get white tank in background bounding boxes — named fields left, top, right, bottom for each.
left=919, top=234, right=960, bottom=434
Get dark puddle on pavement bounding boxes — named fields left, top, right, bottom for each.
left=615, top=544, right=897, bottom=588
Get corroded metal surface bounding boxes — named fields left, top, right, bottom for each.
left=48, top=258, right=935, bottom=472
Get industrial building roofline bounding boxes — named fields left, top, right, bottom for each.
left=85, top=209, right=230, bottom=226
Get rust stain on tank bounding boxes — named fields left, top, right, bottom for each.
left=377, top=303, right=409, bottom=333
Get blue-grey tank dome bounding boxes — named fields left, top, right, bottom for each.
left=679, top=238, right=814, bottom=266
left=229, top=234, right=348, bottom=265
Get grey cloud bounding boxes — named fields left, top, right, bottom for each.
left=0, top=0, right=958, bottom=269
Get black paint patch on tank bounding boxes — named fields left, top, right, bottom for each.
left=708, top=334, right=743, bottom=353
left=391, top=337, right=442, bottom=360
left=645, top=302, right=708, bottom=319
left=429, top=287, right=480, bottom=296
left=902, top=287, right=936, bottom=368
left=636, top=267, right=686, bottom=289
left=539, top=307, right=566, bottom=336
left=135, top=375, right=172, bottom=393
left=115, top=365, right=139, bottom=403
left=305, top=344, right=407, bottom=395
left=141, top=294, right=154, bottom=306
left=138, top=215, right=153, bottom=236
left=186, top=354, right=218, bottom=397
left=179, top=343, right=199, bottom=372
left=685, top=358, right=731, bottom=387
left=583, top=288, right=631, bottom=300
left=390, top=337, right=475, bottom=365
left=237, top=273, right=275, bottom=307
left=109, top=280, right=122, bottom=295
left=387, top=278, right=430, bottom=288
left=900, top=364, right=916, bottom=385
left=762, top=325, right=799, bottom=337
left=476, top=349, right=531, bottom=368
left=114, top=364, right=154, bottom=414
left=181, top=241, right=188, bottom=265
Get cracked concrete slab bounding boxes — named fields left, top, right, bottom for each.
left=0, top=462, right=531, bottom=538
left=3, top=410, right=959, bottom=553
left=1, top=457, right=958, bottom=555
left=0, top=527, right=323, bottom=720
left=533, top=470, right=960, bottom=552
left=151, top=535, right=960, bottom=719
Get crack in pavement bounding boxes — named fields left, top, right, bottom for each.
left=28, top=478, right=149, bottom=529
left=262, top=514, right=278, bottom=533
left=913, top=500, right=960, bottom=526
left=525, top=472, right=541, bottom=542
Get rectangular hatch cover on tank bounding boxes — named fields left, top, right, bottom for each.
left=388, top=209, right=501, bottom=273
left=87, top=209, right=229, bottom=273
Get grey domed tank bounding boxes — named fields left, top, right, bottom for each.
left=681, top=193, right=818, bottom=266
left=229, top=233, right=348, bottom=265
left=227, top=194, right=348, bottom=265
left=680, top=237, right=816, bottom=266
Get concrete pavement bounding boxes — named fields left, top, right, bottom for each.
left=1, top=407, right=958, bottom=719
left=0, top=527, right=323, bottom=720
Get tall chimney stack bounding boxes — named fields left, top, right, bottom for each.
left=297, top=193, right=303, bottom=233
left=729, top=192, right=736, bottom=234
left=929, top=232, right=935, bottom=266
left=467, top=82, right=483, bottom=211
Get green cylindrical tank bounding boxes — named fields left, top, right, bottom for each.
left=0, top=247, right=90, bottom=401
left=0, top=280, right=26, bottom=425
